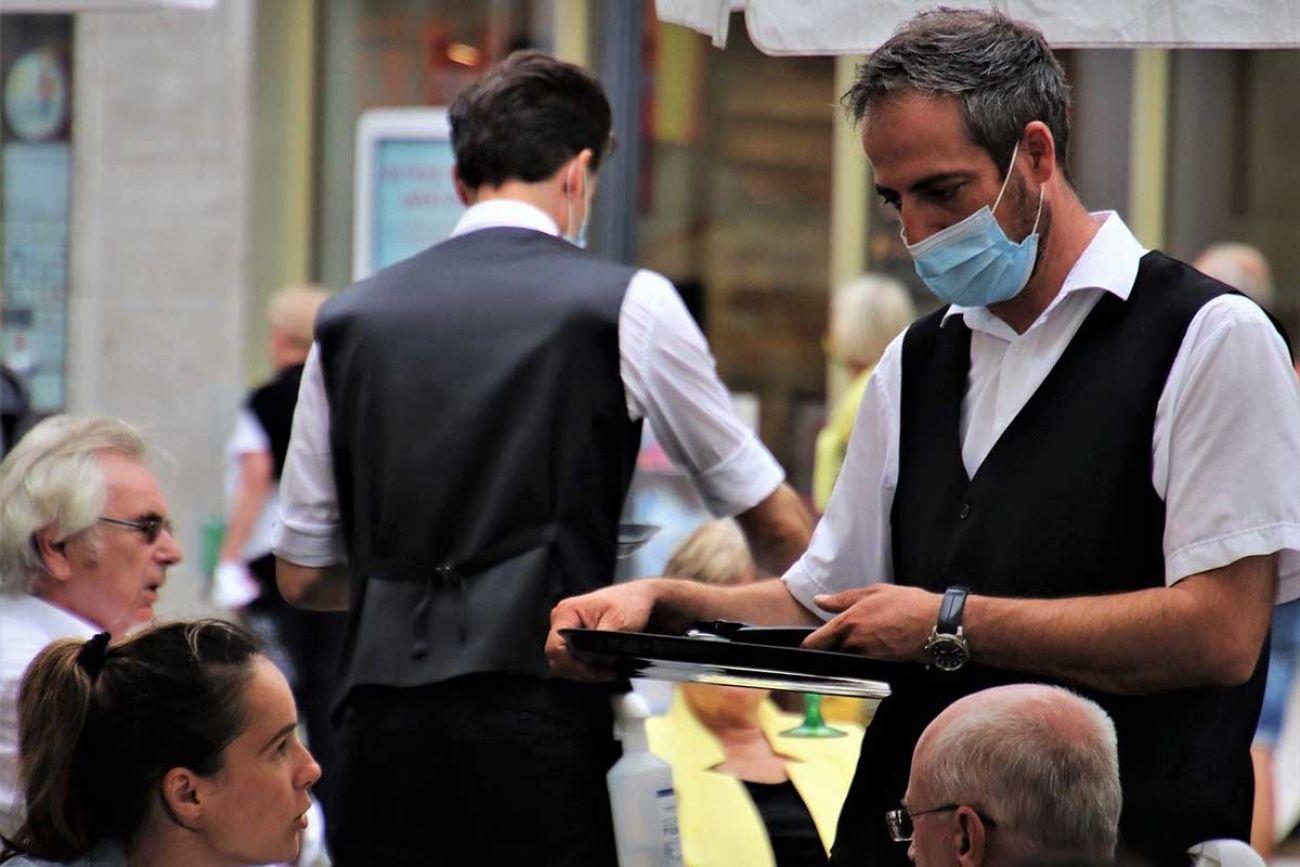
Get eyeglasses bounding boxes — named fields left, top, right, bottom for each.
left=97, top=514, right=174, bottom=545
left=886, top=804, right=998, bottom=842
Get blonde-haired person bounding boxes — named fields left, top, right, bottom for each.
left=0, top=416, right=182, bottom=836
left=813, top=274, right=917, bottom=512
left=647, top=520, right=863, bottom=867
left=213, top=284, right=347, bottom=835
left=0, top=620, right=320, bottom=866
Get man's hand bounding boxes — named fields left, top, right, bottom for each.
left=546, top=580, right=663, bottom=682
left=802, top=584, right=942, bottom=662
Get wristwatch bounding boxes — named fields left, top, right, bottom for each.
left=923, top=586, right=971, bottom=671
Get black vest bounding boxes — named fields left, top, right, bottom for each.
left=247, top=363, right=304, bottom=480
left=832, top=253, right=1270, bottom=867
left=315, top=227, right=642, bottom=705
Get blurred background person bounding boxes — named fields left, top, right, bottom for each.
left=213, top=283, right=345, bottom=836
left=647, top=519, right=863, bottom=867
left=1194, top=241, right=1298, bottom=861
left=896, top=684, right=1121, bottom=867
left=813, top=274, right=916, bottom=512
left=0, top=416, right=182, bottom=836
left=1193, top=243, right=1275, bottom=309
left=0, top=619, right=321, bottom=867
left=0, top=366, right=36, bottom=460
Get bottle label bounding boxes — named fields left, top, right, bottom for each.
left=656, top=788, right=683, bottom=867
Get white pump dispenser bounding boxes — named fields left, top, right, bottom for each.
left=607, top=693, right=683, bottom=867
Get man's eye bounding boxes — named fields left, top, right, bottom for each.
left=276, top=738, right=290, bottom=756
left=878, top=193, right=900, bottom=210
left=927, top=186, right=958, bottom=202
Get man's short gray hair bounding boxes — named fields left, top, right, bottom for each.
left=922, top=685, right=1121, bottom=859
left=0, top=415, right=147, bottom=595
left=842, top=8, right=1072, bottom=179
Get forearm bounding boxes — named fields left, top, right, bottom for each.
left=649, top=576, right=820, bottom=633
left=276, top=558, right=351, bottom=611
left=966, top=556, right=1276, bottom=694
left=219, top=453, right=273, bottom=563
left=219, top=488, right=267, bottom=563
left=735, top=483, right=814, bottom=575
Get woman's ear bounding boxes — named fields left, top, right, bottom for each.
left=160, top=767, right=204, bottom=830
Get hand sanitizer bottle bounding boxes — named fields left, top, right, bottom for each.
left=607, top=693, right=683, bottom=867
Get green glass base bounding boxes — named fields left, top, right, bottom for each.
left=780, top=722, right=848, bottom=738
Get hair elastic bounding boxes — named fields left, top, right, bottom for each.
left=76, top=632, right=111, bottom=680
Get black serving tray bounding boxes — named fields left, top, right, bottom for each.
left=560, top=628, right=900, bottom=698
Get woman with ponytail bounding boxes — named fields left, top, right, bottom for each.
left=0, top=619, right=320, bottom=866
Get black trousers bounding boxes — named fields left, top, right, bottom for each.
left=330, top=673, right=621, bottom=866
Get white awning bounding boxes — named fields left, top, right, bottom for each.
left=655, top=0, right=1300, bottom=53
left=0, top=0, right=215, bottom=10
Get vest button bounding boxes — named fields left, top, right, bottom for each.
left=958, top=503, right=971, bottom=520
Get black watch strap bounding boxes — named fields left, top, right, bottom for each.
left=937, top=586, right=970, bottom=635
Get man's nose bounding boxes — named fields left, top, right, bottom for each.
left=156, top=527, right=183, bottom=564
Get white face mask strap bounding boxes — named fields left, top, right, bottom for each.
left=1031, top=181, right=1045, bottom=235
left=991, top=139, right=1021, bottom=215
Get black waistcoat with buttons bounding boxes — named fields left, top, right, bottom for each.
left=314, top=227, right=642, bottom=710
left=830, top=252, right=1272, bottom=867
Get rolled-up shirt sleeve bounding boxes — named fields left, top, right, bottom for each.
left=620, top=270, right=785, bottom=517
left=783, top=332, right=904, bottom=620
left=272, top=344, right=347, bottom=567
left=1156, top=295, right=1300, bottom=603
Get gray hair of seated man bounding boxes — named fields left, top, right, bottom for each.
left=0, top=414, right=147, bottom=595
left=917, top=683, right=1122, bottom=860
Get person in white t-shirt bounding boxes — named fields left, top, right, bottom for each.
left=0, top=415, right=182, bottom=836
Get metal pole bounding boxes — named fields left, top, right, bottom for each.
left=592, top=0, right=642, bottom=264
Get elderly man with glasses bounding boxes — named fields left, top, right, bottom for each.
left=892, top=684, right=1121, bottom=867
left=0, top=415, right=183, bottom=835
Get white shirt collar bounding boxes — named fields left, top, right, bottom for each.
left=450, top=199, right=560, bottom=239
left=941, top=211, right=1148, bottom=332
left=0, top=591, right=101, bottom=638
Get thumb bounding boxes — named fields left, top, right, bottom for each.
left=813, top=588, right=864, bottom=613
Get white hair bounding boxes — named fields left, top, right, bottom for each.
left=921, top=685, right=1122, bottom=859
left=829, top=273, right=917, bottom=368
left=664, top=519, right=755, bottom=587
left=0, top=415, right=147, bottom=595
left=1193, top=242, right=1275, bottom=308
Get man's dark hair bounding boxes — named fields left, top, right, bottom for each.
left=450, top=50, right=613, bottom=189
left=842, top=8, right=1072, bottom=179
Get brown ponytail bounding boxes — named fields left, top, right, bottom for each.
left=1, top=620, right=259, bottom=862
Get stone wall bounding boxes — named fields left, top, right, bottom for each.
left=67, top=0, right=255, bottom=619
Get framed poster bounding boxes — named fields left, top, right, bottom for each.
left=352, top=107, right=462, bottom=281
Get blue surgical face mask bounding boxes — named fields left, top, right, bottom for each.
left=564, top=165, right=591, bottom=249
left=902, top=142, right=1044, bottom=307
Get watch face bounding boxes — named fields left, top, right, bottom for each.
left=926, top=635, right=969, bottom=671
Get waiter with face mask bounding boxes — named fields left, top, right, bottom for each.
left=548, top=11, right=1300, bottom=867
left=272, top=51, right=811, bottom=866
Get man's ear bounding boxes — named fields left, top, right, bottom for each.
left=954, top=808, right=988, bottom=867
left=160, top=767, right=204, bottom=830
left=564, top=148, right=595, bottom=196
left=34, top=526, right=73, bottom=582
left=1021, top=120, right=1056, bottom=185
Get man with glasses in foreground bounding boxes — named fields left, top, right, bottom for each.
left=891, top=684, right=1120, bottom=867
left=0, top=415, right=182, bottom=834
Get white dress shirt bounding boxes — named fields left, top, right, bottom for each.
left=785, top=212, right=1300, bottom=615
left=274, top=199, right=785, bottom=567
left=0, top=593, right=99, bottom=835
